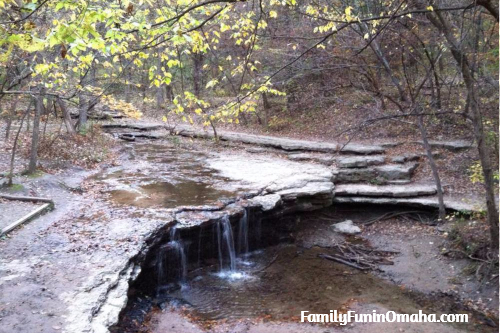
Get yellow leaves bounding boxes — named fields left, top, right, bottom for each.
left=102, top=95, right=142, bottom=119
left=269, top=10, right=277, bottom=18
left=167, top=59, right=180, bottom=67
left=305, top=5, right=318, bottom=15
left=221, top=23, right=231, bottom=32
left=344, top=6, right=356, bottom=22
left=205, top=79, right=219, bottom=89
left=162, top=116, right=168, bottom=122
left=426, top=6, right=434, bottom=11
left=363, top=33, right=369, bottom=40
left=314, top=21, right=337, bottom=33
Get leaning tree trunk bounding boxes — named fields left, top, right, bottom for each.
left=417, top=114, right=446, bottom=220
left=28, top=95, right=42, bottom=174
left=8, top=101, right=32, bottom=185
left=57, top=98, right=76, bottom=135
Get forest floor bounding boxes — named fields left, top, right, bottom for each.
left=0, top=119, right=497, bottom=333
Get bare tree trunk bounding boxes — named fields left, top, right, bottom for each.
left=125, top=67, right=132, bottom=103
left=209, top=118, right=218, bottom=142
left=79, top=73, right=88, bottom=131
left=417, top=113, right=446, bottom=220
left=359, top=22, right=407, bottom=102
left=57, top=98, right=76, bottom=135
left=5, top=96, right=18, bottom=140
left=165, top=85, right=174, bottom=102
left=155, top=58, right=165, bottom=109
left=8, top=102, right=31, bottom=186
left=28, top=94, right=42, bottom=174
left=262, top=92, right=270, bottom=127
left=193, top=53, right=204, bottom=98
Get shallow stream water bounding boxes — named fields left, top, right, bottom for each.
left=95, top=142, right=245, bottom=208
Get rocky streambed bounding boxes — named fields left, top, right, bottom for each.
left=0, top=128, right=496, bottom=333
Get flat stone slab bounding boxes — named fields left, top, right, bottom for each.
left=336, top=155, right=385, bottom=168
left=335, top=184, right=437, bottom=198
left=333, top=195, right=485, bottom=212
left=287, top=153, right=334, bottom=165
left=207, top=153, right=335, bottom=206
left=410, top=140, right=473, bottom=152
left=172, top=125, right=385, bottom=155
left=334, top=163, right=419, bottom=183
left=101, top=122, right=165, bottom=131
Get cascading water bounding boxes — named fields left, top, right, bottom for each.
left=214, top=216, right=237, bottom=272
left=237, top=209, right=249, bottom=256
left=156, top=226, right=188, bottom=290
left=169, top=227, right=187, bottom=281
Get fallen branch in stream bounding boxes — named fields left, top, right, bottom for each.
left=318, top=253, right=371, bottom=271
left=318, top=242, right=399, bottom=271
left=360, top=210, right=436, bottom=226
left=254, top=253, right=280, bottom=273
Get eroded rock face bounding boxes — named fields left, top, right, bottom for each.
left=333, top=163, right=419, bottom=184
left=332, top=195, right=485, bottom=212
left=247, top=194, right=282, bottom=211
left=336, top=155, right=385, bottom=168
left=207, top=153, right=336, bottom=214
left=335, top=184, right=437, bottom=198
left=287, top=153, right=334, bottom=165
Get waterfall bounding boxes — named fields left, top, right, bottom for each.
left=169, top=227, right=187, bottom=281
left=157, top=226, right=187, bottom=288
left=216, top=221, right=223, bottom=270
left=157, top=245, right=166, bottom=286
left=237, top=209, right=249, bottom=256
left=216, top=216, right=237, bottom=272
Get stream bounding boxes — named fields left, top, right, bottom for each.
left=97, top=139, right=495, bottom=333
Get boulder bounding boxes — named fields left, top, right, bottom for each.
left=332, top=220, right=361, bottom=234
